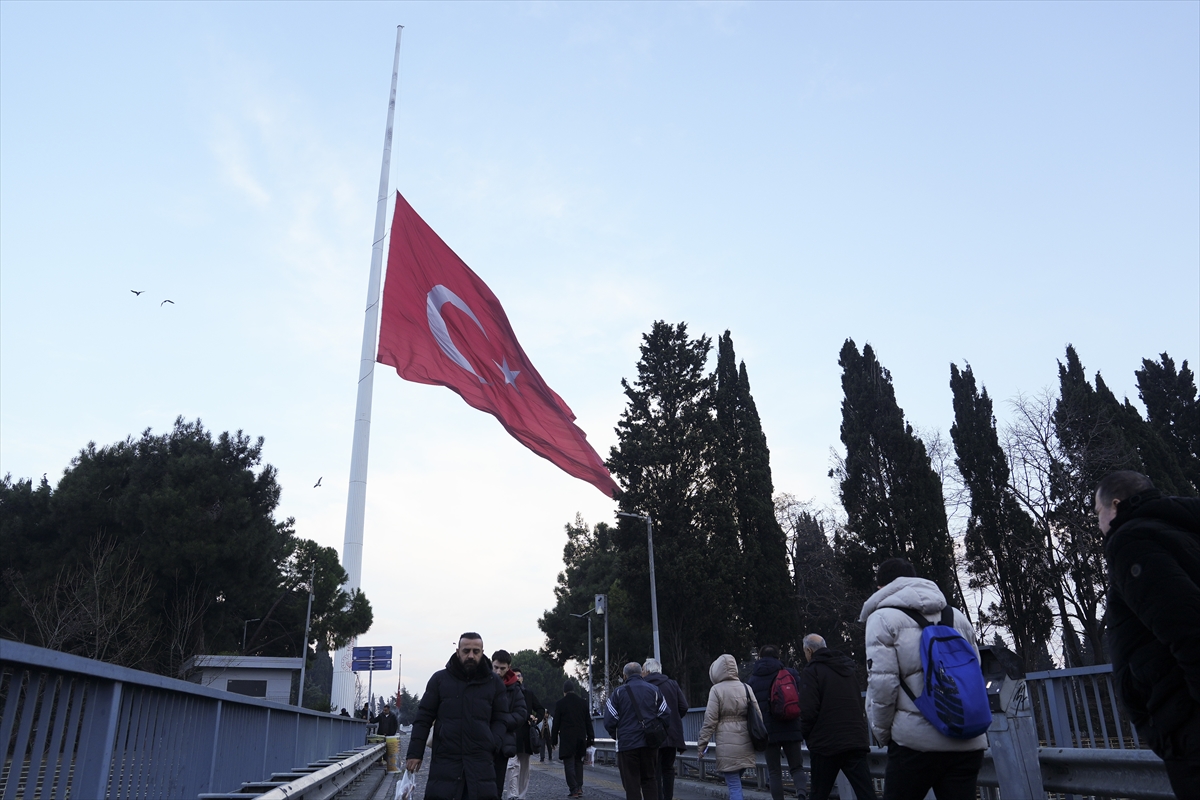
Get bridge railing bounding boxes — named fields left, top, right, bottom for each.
left=1025, top=664, right=1144, bottom=750
left=0, top=639, right=367, bottom=800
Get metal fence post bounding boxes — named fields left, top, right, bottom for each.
left=988, top=679, right=1045, bottom=799
left=74, top=679, right=123, bottom=800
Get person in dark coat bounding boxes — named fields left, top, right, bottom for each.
left=491, top=650, right=528, bottom=799
left=377, top=704, right=400, bottom=737
left=798, top=635, right=876, bottom=800
left=641, top=658, right=688, bottom=800
left=552, top=682, right=595, bottom=798
left=604, top=662, right=671, bottom=800
left=1097, top=471, right=1200, bottom=800
left=747, top=645, right=806, bottom=800
left=406, top=633, right=509, bottom=800
left=509, top=669, right=544, bottom=800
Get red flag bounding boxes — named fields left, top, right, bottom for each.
left=376, top=192, right=620, bottom=498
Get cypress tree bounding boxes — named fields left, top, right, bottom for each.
left=949, top=363, right=1053, bottom=666
left=1135, top=353, right=1200, bottom=495
left=606, top=321, right=738, bottom=701
left=714, top=332, right=798, bottom=652
left=835, top=339, right=962, bottom=607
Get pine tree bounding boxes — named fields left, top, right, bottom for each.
left=714, top=332, right=798, bottom=652
left=949, top=363, right=1053, bottom=665
left=834, top=340, right=962, bottom=607
left=606, top=321, right=739, bottom=701
left=1136, top=353, right=1200, bottom=495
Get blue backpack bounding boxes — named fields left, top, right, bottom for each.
left=897, top=607, right=992, bottom=739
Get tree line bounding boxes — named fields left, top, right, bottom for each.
left=0, top=417, right=372, bottom=709
left=539, top=322, right=1198, bottom=703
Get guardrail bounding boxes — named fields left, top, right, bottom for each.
left=1025, top=664, right=1144, bottom=750
left=0, top=639, right=368, bottom=799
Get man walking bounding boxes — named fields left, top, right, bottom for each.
left=747, top=645, right=807, bottom=800
left=377, top=702, right=400, bottom=737
left=1097, top=471, right=1200, bottom=800
left=406, top=633, right=509, bottom=800
left=641, top=658, right=688, bottom=800
left=604, top=662, right=671, bottom=800
left=798, top=634, right=876, bottom=800
left=860, top=558, right=987, bottom=800
left=507, top=668, right=544, bottom=800
left=491, top=650, right=527, bottom=799
left=552, top=681, right=594, bottom=798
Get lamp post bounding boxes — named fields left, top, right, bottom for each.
left=617, top=511, right=660, bottom=663
left=242, top=618, right=261, bottom=654
left=595, top=594, right=609, bottom=704
left=571, top=607, right=596, bottom=714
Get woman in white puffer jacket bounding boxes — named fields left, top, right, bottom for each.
left=697, top=654, right=762, bottom=800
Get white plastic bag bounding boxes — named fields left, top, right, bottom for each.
left=395, top=769, right=417, bottom=800
left=585, top=745, right=596, bottom=766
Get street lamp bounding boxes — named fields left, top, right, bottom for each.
left=242, top=618, right=261, bottom=654
left=595, top=594, right=609, bottom=704
left=571, top=607, right=596, bottom=715
left=617, top=511, right=661, bottom=664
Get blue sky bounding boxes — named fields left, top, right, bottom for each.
left=2, top=1, right=1197, bottom=698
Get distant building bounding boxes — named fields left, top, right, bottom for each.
left=181, top=655, right=303, bottom=704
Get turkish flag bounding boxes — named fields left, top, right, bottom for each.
left=376, top=192, right=620, bottom=498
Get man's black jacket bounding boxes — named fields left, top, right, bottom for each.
left=516, top=686, right=545, bottom=755
left=643, top=671, right=689, bottom=750
left=747, top=656, right=804, bottom=743
left=798, top=648, right=870, bottom=755
left=1105, top=491, right=1200, bottom=753
left=603, top=675, right=670, bottom=751
left=551, top=691, right=594, bottom=760
left=498, top=677, right=528, bottom=758
left=406, top=653, right=508, bottom=800
left=376, top=709, right=399, bottom=737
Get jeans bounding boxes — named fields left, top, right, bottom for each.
left=808, top=749, right=876, bottom=800
left=764, top=740, right=806, bottom=800
left=723, top=770, right=744, bottom=800
left=617, top=748, right=660, bottom=800
left=654, top=748, right=677, bottom=800
left=881, top=744, right=983, bottom=800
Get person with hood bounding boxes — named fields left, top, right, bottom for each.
left=747, top=645, right=806, bottom=800
left=798, top=634, right=876, bottom=800
left=491, top=650, right=528, bottom=799
left=1097, top=470, right=1200, bottom=800
left=406, top=633, right=509, bottom=800
left=860, top=558, right=986, bottom=800
left=552, top=682, right=594, bottom=798
left=605, top=661, right=671, bottom=800
left=641, top=658, right=689, bottom=800
left=697, top=654, right=763, bottom=800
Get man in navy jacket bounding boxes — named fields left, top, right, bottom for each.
left=604, top=662, right=671, bottom=800
left=748, top=645, right=806, bottom=800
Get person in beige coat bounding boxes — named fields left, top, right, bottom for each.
left=697, top=654, right=762, bottom=800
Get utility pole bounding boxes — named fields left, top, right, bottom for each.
left=571, top=607, right=597, bottom=714
left=297, top=565, right=315, bottom=707
left=616, top=511, right=660, bottom=663
left=595, top=594, right=609, bottom=704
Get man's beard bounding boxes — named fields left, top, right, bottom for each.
left=460, top=657, right=480, bottom=676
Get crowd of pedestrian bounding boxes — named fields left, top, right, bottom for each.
left=399, top=472, right=1197, bottom=800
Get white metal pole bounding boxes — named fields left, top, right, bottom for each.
left=331, top=25, right=403, bottom=713
left=647, top=516, right=661, bottom=664
left=297, top=566, right=315, bottom=707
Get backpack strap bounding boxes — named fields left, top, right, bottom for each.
left=898, top=607, right=932, bottom=628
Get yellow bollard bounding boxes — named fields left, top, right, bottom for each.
left=385, top=736, right=401, bottom=773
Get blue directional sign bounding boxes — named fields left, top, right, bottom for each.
left=351, top=645, right=393, bottom=672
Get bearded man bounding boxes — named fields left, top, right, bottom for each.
left=406, top=633, right=510, bottom=800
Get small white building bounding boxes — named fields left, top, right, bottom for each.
left=181, top=655, right=303, bottom=704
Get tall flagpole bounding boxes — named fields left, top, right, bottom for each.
left=331, top=24, right=403, bottom=714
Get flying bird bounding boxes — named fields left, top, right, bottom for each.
left=314, top=477, right=323, bottom=488
left=161, top=300, right=174, bottom=306
left=131, top=290, right=144, bottom=296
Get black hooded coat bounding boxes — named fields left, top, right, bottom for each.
left=406, top=653, right=508, bottom=800
left=746, top=656, right=804, bottom=743
left=1104, top=491, right=1200, bottom=756
left=797, top=648, right=870, bottom=755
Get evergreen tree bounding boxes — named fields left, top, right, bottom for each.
left=834, top=340, right=962, bottom=607
left=1135, top=353, right=1200, bottom=495
left=606, top=321, right=741, bottom=702
left=949, top=363, right=1053, bottom=666
left=714, top=332, right=797, bottom=652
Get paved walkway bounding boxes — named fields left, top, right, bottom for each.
left=340, top=748, right=775, bottom=800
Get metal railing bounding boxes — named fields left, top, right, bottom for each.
left=1025, top=664, right=1144, bottom=750
left=0, top=639, right=367, bottom=799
